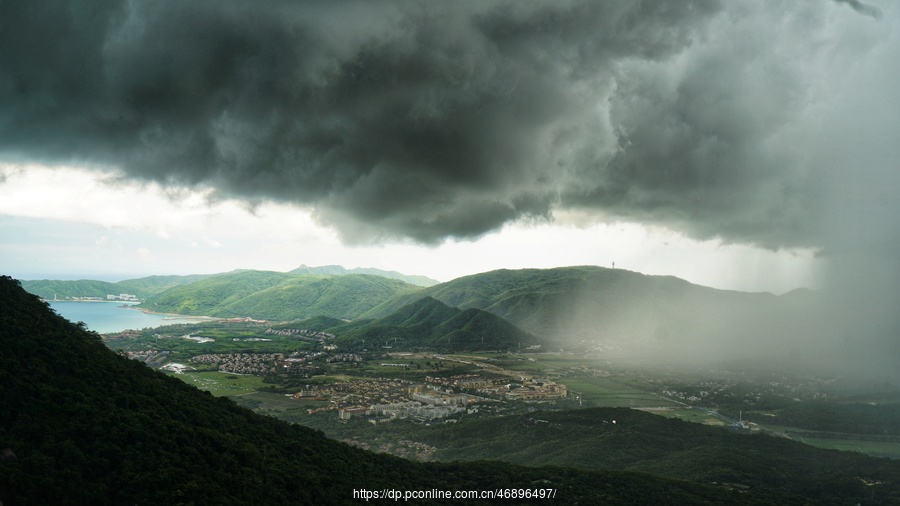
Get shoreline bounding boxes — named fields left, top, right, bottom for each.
left=126, top=305, right=219, bottom=321
left=47, top=299, right=219, bottom=321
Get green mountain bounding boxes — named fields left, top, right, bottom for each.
left=140, top=270, right=421, bottom=320
left=361, top=266, right=810, bottom=365
left=406, top=407, right=900, bottom=503
left=21, top=274, right=211, bottom=300
left=0, top=275, right=764, bottom=505
left=291, top=264, right=439, bottom=287
left=331, top=296, right=541, bottom=351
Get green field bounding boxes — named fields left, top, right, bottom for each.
left=177, top=370, right=267, bottom=396
left=561, top=377, right=676, bottom=408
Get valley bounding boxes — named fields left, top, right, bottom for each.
left=14, top=267, right=900, bottom=503
left=103, top=318, right=900, bottom=461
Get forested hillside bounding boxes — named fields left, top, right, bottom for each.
left=139, top=270, right=421, bottom=320
left=329, top=296, right=542, bottom=351
left=1, top=275, right=761, bottom=504
left=362, top=266, right=814, bottom=365
left=405, top=407, right=900, bottom=503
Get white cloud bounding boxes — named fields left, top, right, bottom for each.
left=0, top=163, right=819, bottom=292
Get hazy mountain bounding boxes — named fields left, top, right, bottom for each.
left=21, top=274, right=213, bottom=300
left=0, top=275, right=759, bottom=505
left=330, top=296, right=541, bottom=351
left=361, top=266, right=817, bottom=367
left=290, top=264, right=439, bottom=287
left=139, top=270, right=421, bottom=320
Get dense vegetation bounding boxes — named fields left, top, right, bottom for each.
left=361, top=266, right=821, bottom=368
left=21, top=274, right=212, bottom=300
left=265, top=402, right=900, bottom=504
left=139, top=270, right=421, bottom=320
left=766, top=402, right=900, bottom=436
left=363, top=266, right=784, bottom=339
left=328, top=296, right=542, bottom=351
left=21, top=264, right=436, bottom=303
left=3, top=275, right=763, bottom=505
left=401, top=408, right=900, bottom=503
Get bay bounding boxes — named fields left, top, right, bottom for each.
left=48, top=301, right=208, bottom=333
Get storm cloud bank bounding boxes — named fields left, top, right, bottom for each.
left=1, top=0, right=891, bottom=248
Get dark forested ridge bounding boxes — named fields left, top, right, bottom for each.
left=400, top=407, right=900, bottom=502
left=1, top=275, right=766, bottom=505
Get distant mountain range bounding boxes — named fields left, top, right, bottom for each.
left=290, top=264, right=439, bottom=287
left=22, top=264, right=822, bottom=361
left=139, top=270, right=421, bottom=321
left=20, top=264, right=438, bottom=301
left=20, top=274, right=213, bottom=300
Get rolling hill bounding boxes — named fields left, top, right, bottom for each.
left=139, top=270, right=421, bottom=320
left=361, top=266, right=815, bottom=365
left=329, top=296, right=542, bottom=351
left=0, top=275, right=764, bottom=505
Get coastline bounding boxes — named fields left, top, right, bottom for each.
left=47, top=300, right=220, bottom=334
left=45, top=299, right=220, bottom=321
left=126, top=305, right=219, bottom=321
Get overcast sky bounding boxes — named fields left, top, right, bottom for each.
left=0, top=0, right=895, bottom=296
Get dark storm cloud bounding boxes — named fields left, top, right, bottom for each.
left=832, top=0, right=883, bottom=18
left=1, top=0, right=717, bottom=243
left=0, top=0, right=891, bottom=251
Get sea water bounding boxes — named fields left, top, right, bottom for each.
left=48, top=301, right=205, bottom=333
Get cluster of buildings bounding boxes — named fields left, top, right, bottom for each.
left=505, top=379, right=568, bottom=401
left=426, top=374, right=569, bottom=401
left=340, top=400, right=466, bottom=423
left=425, top=374, right=496, bottom=390
left=295, top=372, right=569, bottom=424
left=326, top=353, right=362, bottom=363
left=264, top=327, right=336, bottom=344
left=191, top=352, right=285, bottom=375
left=293, top=378, right=471, bottom=423
left=107, top=293, right=139, bottom=301
left=188, top=351, right=345, bottom=376
left=275, top=353, right=326, bottom=377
